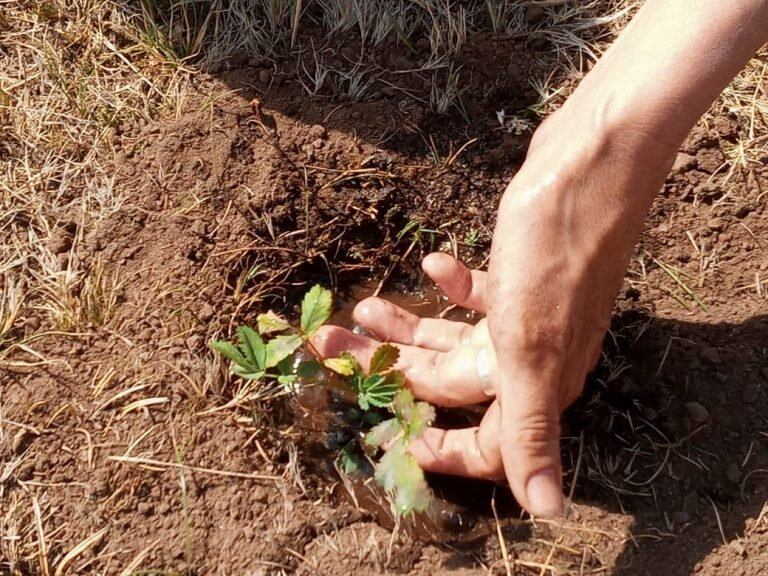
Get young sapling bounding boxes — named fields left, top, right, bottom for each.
left=210, top=285, right=435, bottom=514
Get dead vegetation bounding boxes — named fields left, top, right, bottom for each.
left=1, top=0, right=767, bottom=574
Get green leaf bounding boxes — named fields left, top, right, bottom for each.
left=356, top=370, right=405, bottom=410
left=297, top=359, right=322, bottom=378
left=393, top=389, right=435, bottom=438
left=236, top=326, right=267, bottom=370
left=358, top=373, right=401, bottom=409
left=278, top=374, right=298, bottom=388
left=369, top=344, right=399, bottom=374
left=300, top=285, right=332, bottom=335
left=265, top=333, right=303, bottom=368
left=276, top=355, right=295, bottom=376
left=257, top=311, right=292, bottom=335
left=374, top=440, right=430, bottom=514
left=323, top=356, right=356, bottom=376
left=209, top=340, right=248, bottom=366
left=365, top=418, right=403, bottom=448
left=232, top=365, right=265, bottom=380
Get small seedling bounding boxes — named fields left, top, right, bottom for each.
left=210, top=285, right=435, bottom=514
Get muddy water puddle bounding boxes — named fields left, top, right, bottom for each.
left=291, top=279, right=519, bottom=542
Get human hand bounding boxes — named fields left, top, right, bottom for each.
left=312, top=253, right=507, bottom=480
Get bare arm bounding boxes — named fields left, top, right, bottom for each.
left=487, top=0, right=768, bottom=516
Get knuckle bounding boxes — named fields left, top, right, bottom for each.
left=506, top=414, right=561, bottom=453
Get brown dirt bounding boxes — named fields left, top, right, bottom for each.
left=3, top=32, right=768, bottom=576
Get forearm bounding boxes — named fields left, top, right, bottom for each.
left=558, top=0, right=768, bottom=161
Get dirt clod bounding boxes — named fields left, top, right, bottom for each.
left=672, top=152, right=697, bottom=173
left=685, top=401, right=710, bottom=423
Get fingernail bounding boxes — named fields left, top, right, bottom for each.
left=526, top=470, right=563, bottom=518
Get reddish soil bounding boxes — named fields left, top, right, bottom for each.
left=3, top=34, right=768, bottom=575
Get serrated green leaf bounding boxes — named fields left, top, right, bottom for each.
left=232, top=365, right=265, bottom=380
left=365, top=418, right=403, bottom=448
left=257, top=311, right=292, bottom=335
left=374, top=440, right=430, bottom=514
left=323, top=356, right=356, bottom=376
left=265, top=333, right=303, bottom=368
left=237, top=326, right=267, bottom=371
left=359, top=373, right=402, bottom=408
left=392, top=389, right=435, bottom=438
left=369, top=343, right=399, bottom=374
left=209, top=340, right=248, bottom=366
left=300, top=285, right=332, bottom=335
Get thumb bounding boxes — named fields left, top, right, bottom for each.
left=497, top=357, right=564, bottom=518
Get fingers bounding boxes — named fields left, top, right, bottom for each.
left=498, top=364, right=563, bottom=518
left=422, top=253, right=488, bottom=312
left=407, top=400, right=504, bottom=480
left=353, top=296, right=474, bottom=352
left=311, top=325, right=495, bottom=406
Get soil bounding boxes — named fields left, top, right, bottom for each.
left=3, top=31, right=768, bottom=576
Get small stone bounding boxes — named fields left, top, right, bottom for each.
left=726, top=462, right=742, bottom=484
left=185, top=334, right=203, bottom=350
left=308, top=124, right=327, bottom=139
left=137, top=501, right=153, bottom=516
left=252, top=485, right=269, bottom=504
left=672, top=152, right=697, bottom=173
left=258, top=69, right=271, bottom=85
left=706, top=219, right=725, bottom=232
left=641, top=406, right=658, bottom=421
left=685, top=401, right=709, bottom=423
left=198, top=303, right=214, bottom=321
left=12, top=429, right=34, bottom=455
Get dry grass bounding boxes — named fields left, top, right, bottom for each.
left=1, top=0, right=767, bottom=573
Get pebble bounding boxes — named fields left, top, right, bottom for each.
left=706, top=219, right=725, bottom=232
left=137, top=501, right=153, bottom=516
left=685, top=401, right=709, bottom=423
left=12, top=429, right=34, bottom=455
left=672, top=152, right=697, bottom=173
left=198, top=303, right=214, bottom=321
left=258, top=69, right=271, bottom=85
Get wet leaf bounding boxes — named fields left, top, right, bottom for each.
left=365, top=418, right=403, bottom=448
left=265, top=333, right=303, bottom=368
left=369, top=343, right=399, bottom=374
left=359, top=373, right=401, bottom=409
left=300, top=285, right=332, bottom=335
left=257, top=311, right=291, bottom=335
left=323, top=356, right=356, bottom=376
left=375, top=440, right=430, bottom=514
left=393, top=389, right=434, bottom=437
